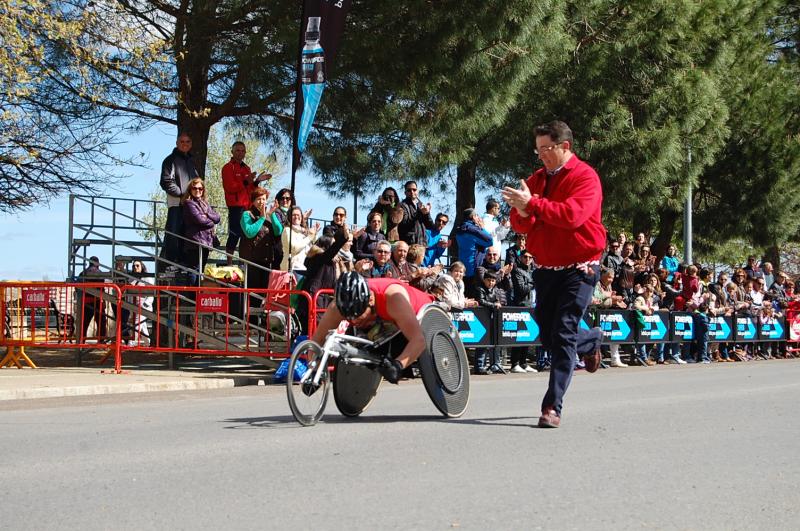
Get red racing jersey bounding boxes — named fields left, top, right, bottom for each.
left=367, top=278, right=433, bottom=322
left=510, top=154, right=606, bottom=267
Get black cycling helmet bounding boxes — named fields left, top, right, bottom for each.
left=335, top=271, right=371, bottom=319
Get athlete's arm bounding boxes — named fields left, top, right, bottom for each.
left=384, top=285, right=426, bottom=369
left=310, top=302, right=345, bottom=345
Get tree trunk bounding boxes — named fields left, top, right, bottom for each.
left=449, top=160, right=478, bottom=261
left=650, top=209, right=680, bottom=265
left=176, top=115, right=212, bottom=178
left=763, top=243, right=780, bottom=272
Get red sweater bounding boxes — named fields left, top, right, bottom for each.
left=510, top=154, right=606, bottom=267
left=221, top=159, right=257, bottom=208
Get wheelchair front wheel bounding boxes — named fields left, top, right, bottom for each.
left=286, top=340, right=330, bottom=426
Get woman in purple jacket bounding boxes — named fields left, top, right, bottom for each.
left=182, top=177, right=221, bottom=273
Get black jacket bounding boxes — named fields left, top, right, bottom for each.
left=398, top=198, right=434, bottom=245
left=510, top=263, right=534, bottom=306
left=160, top=148, right=199, bottom=207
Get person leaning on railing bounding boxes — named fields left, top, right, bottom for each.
left=181, top=177, right=221, bottom=276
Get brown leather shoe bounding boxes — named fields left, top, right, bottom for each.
left=582, top=349, right=601, bottom=373
left=538, top=407, right=561, bottom=428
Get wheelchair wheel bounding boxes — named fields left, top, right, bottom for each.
left=286, top=340, right=330, bottom=426
left=417, top=305, right=470, bottom=418
left=333, top=354, right=382, bottom=417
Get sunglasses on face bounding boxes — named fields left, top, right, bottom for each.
left=405, top=188, right=417, bottom=192
left=191, top=186, right=204, bottom=191
left=278, top=196, right=291, bottom=201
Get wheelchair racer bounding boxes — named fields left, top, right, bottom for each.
left=311, top=272, right=434, bottom=384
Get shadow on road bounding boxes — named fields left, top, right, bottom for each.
left=221, top=414, right=535, bottom=429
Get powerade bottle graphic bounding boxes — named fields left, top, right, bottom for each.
left=298, top=17, right=325, bottom=153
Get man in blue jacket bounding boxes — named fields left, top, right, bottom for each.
left=454, top=208, right=493, bottom=297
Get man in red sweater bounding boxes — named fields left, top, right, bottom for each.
left=502, top=121, right=606, bottom=428
left=221, top=141, right=271, bottom=261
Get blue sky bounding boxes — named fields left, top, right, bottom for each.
left=0, top=124, right=491, bottom=280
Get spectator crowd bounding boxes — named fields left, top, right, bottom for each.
left=154, top=133, right=800, bottom=373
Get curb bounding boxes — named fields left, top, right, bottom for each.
left=0, top=378, right=238, bottom=401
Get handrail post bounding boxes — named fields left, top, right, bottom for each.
left=67, top=194, right=75, bottom=280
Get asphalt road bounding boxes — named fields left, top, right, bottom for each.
left=2, top=361, right=799, bottom=530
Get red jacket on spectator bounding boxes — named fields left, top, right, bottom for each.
left=222, top=159, right=258, bottom=208
left=510, top=154, right=606, bottom=267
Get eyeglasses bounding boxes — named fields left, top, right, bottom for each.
left=534, top=141, right=564, bottom=155
left=278, top=196, right=291, bottom=201
left=334, top=212, right=345, bottom=217
left=191, top=186, right=204, bottom=191
left=486, top=253, right=499, bottom=257
left=375, top=250, right=390, bottom=254
left=405, top=188, right=417, bottom=193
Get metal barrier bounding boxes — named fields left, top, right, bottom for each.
left=1, top=281, right=315, bottom=373
left=118, top=284, right=315, bottom=364
left=1, top=281, right=122, bottom=370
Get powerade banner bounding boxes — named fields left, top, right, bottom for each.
left=758, top=317, right=786, bottom=341
left=708, top=316, right=734, bottom=342
left=496, top=307, right=539, bottom=346
left=637, top=312, right=669, bottom=343
left=735, top=315, right=758, bottom=342
left=292, top=0, right=352, bottom=178
left=598, top=310, right=634, bottom=344
left=451, top=308, right=493, bottom=347
left=671, top=312, right=694, bottom=342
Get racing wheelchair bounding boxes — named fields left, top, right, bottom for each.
left=286, top=304, right=470, bottom=426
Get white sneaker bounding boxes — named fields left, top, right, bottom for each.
left=510, top=364, right=527, bottom=374
left=523, top=365, right=538, bottom=373
left=674, top=358, right=687, bottom=364
left=610, top=359, right=628, bottom=367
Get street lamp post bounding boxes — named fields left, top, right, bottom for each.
left=683, top=146, right=693, bottom=264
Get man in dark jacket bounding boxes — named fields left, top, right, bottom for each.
left=159, top=132, right=199, bottom=265
left=398, top=180, right=434, bottom=245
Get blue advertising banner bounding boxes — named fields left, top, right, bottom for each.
left=451, top=308, right=493, bottom=347
left=636, top=311, right=669, bottom=343
left=758, top=317, right=786, bottom=341
left=708, top=316, right=734, bottom=342
left=735, top=315, right=758, bottom=342
left=670, top=312, right=694, bottom=342
left=495, top=307, right=539, bottom=346
left=598, top=310, right=634, bottom=344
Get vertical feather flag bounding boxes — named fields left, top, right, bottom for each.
left=291, top=0, right=352, bottom=191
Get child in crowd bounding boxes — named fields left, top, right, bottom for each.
left=474, top=271, right=504, bottom=374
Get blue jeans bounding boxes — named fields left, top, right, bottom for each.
left=476, top=346, right=502, bottom=369
left=534, top=265, right=601, bottom=416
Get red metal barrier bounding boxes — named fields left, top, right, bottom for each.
left=310, top=288, right=335, bottom=336
left=1, top=281, right=315, bottom=372
left=118, top=284, right=315, bottom=364
left=1, top=281, right=123, bottom=371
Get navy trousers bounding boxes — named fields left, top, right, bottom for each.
left=534, top=265, right=601, bottom=415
